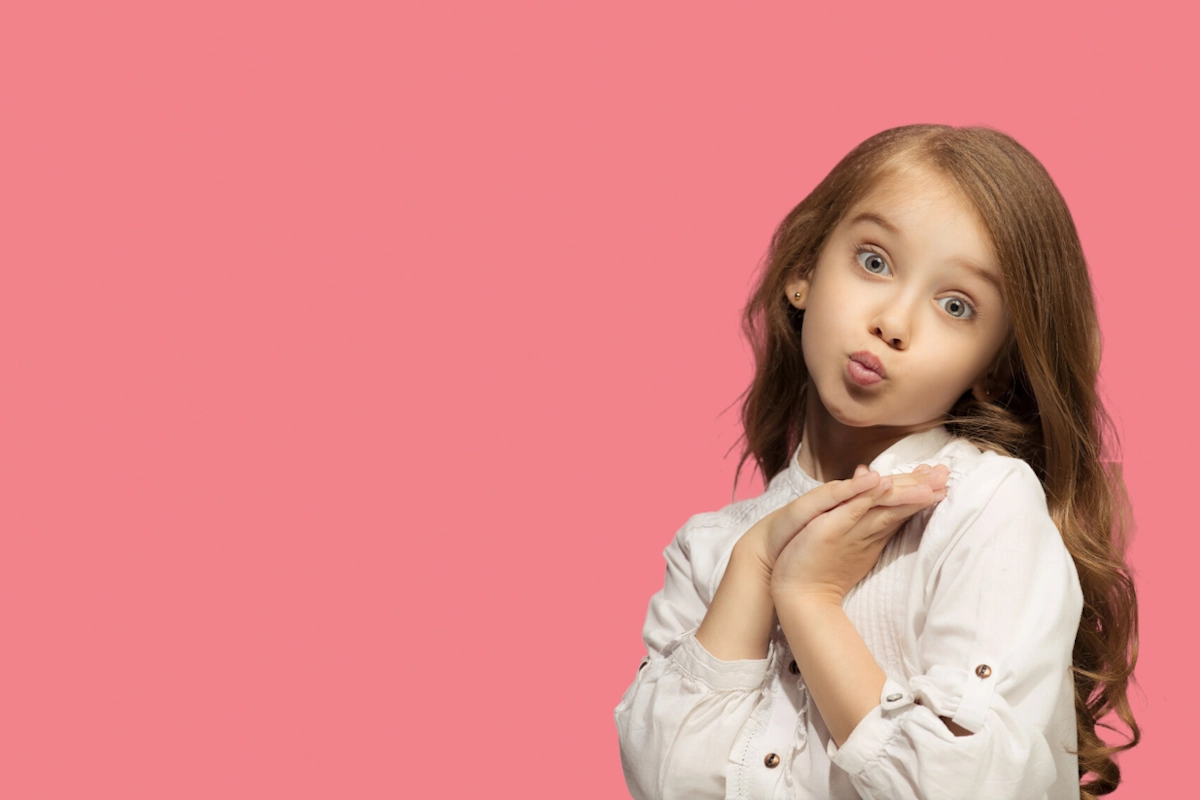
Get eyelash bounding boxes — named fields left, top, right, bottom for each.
left=850, top=243, right=982, bottom=322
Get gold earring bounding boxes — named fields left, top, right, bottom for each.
left=794, top=292, right=802, bottom=299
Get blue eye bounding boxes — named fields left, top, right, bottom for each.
left=853, top=244, right=979, bottom=322
left=855, top=248, right=890, bottom=275
left=938, top=297, right=975, bottom=319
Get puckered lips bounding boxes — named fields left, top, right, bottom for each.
left=847, top=350, right=886, bottom=386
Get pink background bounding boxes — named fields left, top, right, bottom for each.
left=0, top=1, right=1191, bottom=797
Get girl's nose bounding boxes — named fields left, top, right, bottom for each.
left=870, top=296, right=920, bottom=348
left=870, top=322, right=907, bottom=350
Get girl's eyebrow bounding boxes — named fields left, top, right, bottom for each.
left=848, top=211, right=902, bottom=236
left=950, top=257, right=1005, bottom=298
left=847, top=210, right=1005, bottom=298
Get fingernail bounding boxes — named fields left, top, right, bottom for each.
left=853, top=470, right=876, bottom=488
left=880, top=477, right=892, bottom=491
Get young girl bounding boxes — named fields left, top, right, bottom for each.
left=614, top=125, right=1139, bottom=800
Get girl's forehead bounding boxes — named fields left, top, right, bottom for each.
left=853, top=165, right=967, bottom=215
left=842, top=170, right=990, bottom=245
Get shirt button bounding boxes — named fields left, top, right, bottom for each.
left=764, top=753, right=780, bottom=768
left=886, top=693, right=902, bottom=702
left=975, top=664, right=992, bottom=679
left=789, top=660, right=799, bottom=675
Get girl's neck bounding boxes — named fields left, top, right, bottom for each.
left=796, top=386, right=940, bottom=483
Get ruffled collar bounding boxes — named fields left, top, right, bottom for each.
left=782, top=424, right=956, bottom=497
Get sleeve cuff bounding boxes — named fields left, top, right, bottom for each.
left=663, top=628, right=775, bottom=691
left=825, top=676, right=913, bottom=774
left=908, top=657, right=998, bottom=734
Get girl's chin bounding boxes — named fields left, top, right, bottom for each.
left=816, top=399, right=885, bottom=429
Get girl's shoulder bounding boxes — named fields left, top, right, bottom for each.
left=937, top=440, right=1049, bottom=517
left=920, top=439, right=1061, bottom=563
left=887, top=433, right=1038, bottom=491
left=674, top=471, right=800, bottom=541
left=667, top=483, right=798, bottom=604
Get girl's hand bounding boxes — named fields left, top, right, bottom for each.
left=765, top=463, right=949, bottom=603
left=738, top=464, right=949, bottom=575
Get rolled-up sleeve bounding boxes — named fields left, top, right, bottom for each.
left=614, top=517, right=774, bottom=800
left=825, top=460, right=1085, bottom=800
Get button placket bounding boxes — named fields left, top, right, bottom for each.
left=744, top=638, right=799, bottom=793
left=786, top=652, right=810, bottom=753
left=795, top=686, right=810, bottom=752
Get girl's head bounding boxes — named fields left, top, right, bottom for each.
left=735, top=124, right=1138, bottom=798
left=739, top=124, right=1099, bottom=484
left=783, top=159, right=1013, bottom=432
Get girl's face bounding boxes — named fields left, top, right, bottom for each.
left=785, top=163, right=1011, bottom=429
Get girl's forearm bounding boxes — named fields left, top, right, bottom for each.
left=774, top=593, right=886, bottom=748
left=694, top=542, right=777, bottom=661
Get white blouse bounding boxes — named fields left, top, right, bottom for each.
left=614, top=425, right=1084, bottom=800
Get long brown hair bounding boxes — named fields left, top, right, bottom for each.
left=732, top=124, right=1139, bottom=798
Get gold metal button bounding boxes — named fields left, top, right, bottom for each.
left=764, top=753, right=780, bottom=768
left=975, top=664, right=992, bottom=679
left=789, top=660, right=799, bottom=675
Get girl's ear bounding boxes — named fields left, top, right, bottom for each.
left=971, top=344, right=1016, bottom=403
left=969, top=377, right=995, bottom=404
left=970, top=367, right=1010, bottom=403
left=786, top=278, right=810, bottom=311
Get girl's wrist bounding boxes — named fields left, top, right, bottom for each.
left=696, top=534, right=778, bottom=662
left=731, top=528, right=775, bottom=589
left=771, top=584, right=846, bottom=608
